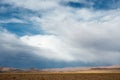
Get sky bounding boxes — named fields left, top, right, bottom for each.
left=0, top=0, right=120, bottom=69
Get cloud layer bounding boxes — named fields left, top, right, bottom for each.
left=22, top=8, right=120, bottom=64
left=0, top=0, right=120, bottom=68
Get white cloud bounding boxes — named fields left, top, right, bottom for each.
left=2, top=0, right=92, bottom=11
left=1, top=0, right=120, bottom=65
left=3, top=0, right=60, bottom=11
left=21, top=35, right=75, bottom=61
left=0, top=18, right=25, bottom=23
left=28, top=7, right=120, bottom=64
left=0, top=29, right=32, bottom=53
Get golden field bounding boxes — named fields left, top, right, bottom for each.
left=0, top=72, right=120, bottom=80
left=0, top=67, right=120, bottom=80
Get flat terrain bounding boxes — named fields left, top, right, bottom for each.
left=0, top=67, right=120, bottom=80
left=0, top=72, right=120, bottom=80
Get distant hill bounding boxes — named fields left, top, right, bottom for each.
left=42, top=65, right=120, bottom=73
left=0, top=65, right=120, bottom=73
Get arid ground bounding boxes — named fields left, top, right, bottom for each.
left=0, top=66, right=120, bottom=80
left=0, top=73, right=120, bottom=80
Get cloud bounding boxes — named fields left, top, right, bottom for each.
left=0, top=0, right=120, bottom=66
left=0, top=28, right=48, bottom=68
left=2, top=0, right=120, bottom=11
left=0, top=28, right=94, bottom=68
left=2, top=0, right=60, bottom=11
left=21, top=35, right=75, bottom=61
left=0, top=18, right=25, bottom=23
left=28, top=7, right=120, bottom=64
left=0, top=28, right=34, bottom=55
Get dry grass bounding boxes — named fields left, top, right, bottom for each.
left=0, top=72, right=120, bottom=80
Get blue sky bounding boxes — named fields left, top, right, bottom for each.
left=0, top=0, right=120, bottom=69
